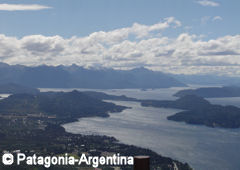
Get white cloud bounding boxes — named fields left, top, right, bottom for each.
left=84, top=17, right=181, bottom=44
left=0, top=4, right=51, bottom=11
left=0, top=18, right=240, bottom=76
left=212, top=16, right=223, bottom=21
left=201, top=16, right=223, bottom=25
left=197, top=0, right=219, bottom=7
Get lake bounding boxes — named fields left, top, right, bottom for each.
left=40, top=87, right=240, bottom=170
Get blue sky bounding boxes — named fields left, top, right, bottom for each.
left=0, top=0, right=240, bottom=76
left=0, top=0, right=239, bottom=38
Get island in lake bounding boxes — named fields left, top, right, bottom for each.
left=174, top=86, right=240, bottom=98
left=141, top=95, right=240, bottom=128
left=0, top=90, right=192, bottom=170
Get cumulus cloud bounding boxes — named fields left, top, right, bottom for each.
left=0, top=17, right=240, bottom=76
left=197, top=0, right=219, bottom=7
left=83, top=17, right=181, bottom=44
left=0, top=4, right=51, bottom=11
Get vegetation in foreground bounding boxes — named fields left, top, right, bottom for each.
left=0, top=90, right=192, bottom=170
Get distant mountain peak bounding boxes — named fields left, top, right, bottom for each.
left=0, top=62, right=186, bottom=89
left=0, top=62, right=10, bottom=68
left=131, top=66, right=149, bottom=71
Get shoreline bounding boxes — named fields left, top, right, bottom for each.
left=59, top=106, right=192, bottom=170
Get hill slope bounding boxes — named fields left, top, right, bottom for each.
left=141, top=95, right=240, bottom=128
left=174, top=86, right=240, bottom=98
left=0, top=90, right=127, bottom=119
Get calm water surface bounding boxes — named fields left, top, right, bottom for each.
left=39, top=87, right=240, bottom=170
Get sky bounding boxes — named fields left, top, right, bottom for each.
left=0, top=0, right=240, bottom=76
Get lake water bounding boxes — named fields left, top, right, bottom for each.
left=39, top=87, right=240, bottom=170
left=0, top=94, right=10, bottom=99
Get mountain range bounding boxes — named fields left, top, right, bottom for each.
left=0, top=62, right=186, bottom=89
left=171, top=74, right=240, bottom=86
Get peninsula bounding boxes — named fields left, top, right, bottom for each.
left=141, top=95, right=240, bottom=128
left=0, top=90, right=192, bottom=169
left=174, top=86, right=240, bottom=98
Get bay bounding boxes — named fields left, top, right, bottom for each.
left=39, top=87, right=240, bottom=170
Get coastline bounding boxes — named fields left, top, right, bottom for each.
left=60, top=105, right=192, bottom=170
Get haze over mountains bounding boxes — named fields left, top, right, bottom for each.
left=0, top=62, right=185, bottom=89
left=1, top=62, right=240, bottom=89
left=0, top=83, right=40, bottom=94
left=171, top=74, right=240, bottom=86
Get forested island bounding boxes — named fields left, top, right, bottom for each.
left=141, top=95, right=240, bottom=128
left=0, top=90, right=192, bottom=170
left=4, top=88, right=240, bottom=129
left=0, top=90, right=127, bottom=120
left=174, top=86, right=240, bottom=98
left=81, top=91, right=137, bottom=101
